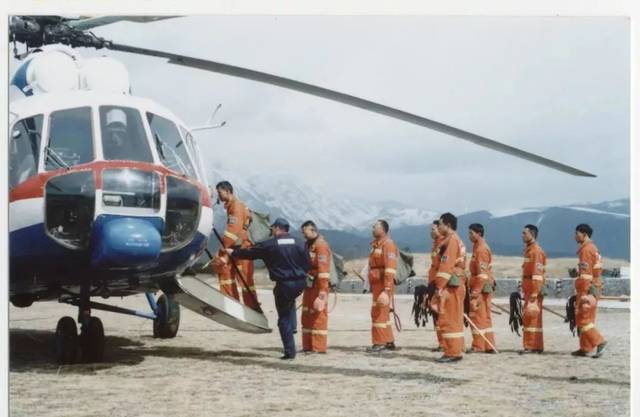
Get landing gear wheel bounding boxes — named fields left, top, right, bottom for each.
left=80, top=317, right=105, bottom=363
left=55, top=316, right=78, bottom=364
left=153, top=293, right=180, bottom=339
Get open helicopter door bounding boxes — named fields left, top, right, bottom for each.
left=165, top=276, right=271, bottom=334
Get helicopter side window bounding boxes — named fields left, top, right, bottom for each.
left=9, top=114, right=43, bottom=187
left=45, top=107, right=94, bottom=171
left=100, top=106, right=154, bottom=163
left=179, top=126, right=207, bottom=183
left=146, top=113, right=196, bottom=178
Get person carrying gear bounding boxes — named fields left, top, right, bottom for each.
left=572, top=223, right=608, bottom=358
left=427, top=220, right=445, bottom=352
left=214, top=181, right=260, bottom=310
left=366, top=220, right=399, bottom=353
left=467, top=223, right=497, bottom=354
left=228, top=218, right=310, bottom=360
left=432, top=212, right=467, bottom=363
left=519, top=224, right=546, bottom=354
left=300, top=220, right=332, bottom=353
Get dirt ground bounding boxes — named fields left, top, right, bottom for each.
left=10, top=283, right=630, bottom=417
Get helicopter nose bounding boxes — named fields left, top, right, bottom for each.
left=91, top=217, right=161, bottom=267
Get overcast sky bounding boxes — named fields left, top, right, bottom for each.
left=12, top=16, right=629, bottom=213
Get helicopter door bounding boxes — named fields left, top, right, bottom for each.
left=9, top=114, right=43, bottom=187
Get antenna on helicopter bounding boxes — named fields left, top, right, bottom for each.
left=190, top=104, right=227, bottom=132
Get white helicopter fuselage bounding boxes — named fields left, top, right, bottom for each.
left=9, top=48, right=214, bottom=305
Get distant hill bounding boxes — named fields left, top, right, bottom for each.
left=342, top=200, right=630, bottom=260
left=201, top=166, right=629, bottom=261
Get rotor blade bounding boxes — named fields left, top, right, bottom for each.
left=68, top=16, right=179, bottom=31
left=108, top=42, right=595, bottom=177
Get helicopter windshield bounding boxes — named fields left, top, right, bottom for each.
left=100, top=106, right=154, bottom=163
left=146, top=112, right=196, bottom=178
left=45, top=107, right=94, bottom=171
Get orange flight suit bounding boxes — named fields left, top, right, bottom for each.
left=575, top=241, right=605, bottom=352
left=217, top=196, right=260, bottom=309
left=468, top=237, right=496, bottom=352
left=521, top=242, right=546, bottom=351
left=301, top=236, right=332, bottom=352
left=434, top=232, right=467, bottom=358
left=368, top=236, right=398, bottom=346
left=428, top=236, right=445, bottom=348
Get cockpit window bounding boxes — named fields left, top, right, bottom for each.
left=9, top=114, right=43, bottom=187
left=179, top=126, right=207, bottom=183
left=100, top=106, right=154, bottom=163
left=146, top=113, right=196, bottom=178
left=46, top=107, right=94, bottom=171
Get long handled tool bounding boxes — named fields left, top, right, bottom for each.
left=600, top=295, right=630, bottom=302
left=542, top=305, right=567, bottom=321
left=210, top=229, right=263, bottom=314
left=463, top=312, right=499, bottom=354
left=491, top=301, right=510, bottom=315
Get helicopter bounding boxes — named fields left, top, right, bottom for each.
left=8, top=15, right=595, bottom=365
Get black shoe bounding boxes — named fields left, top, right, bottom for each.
left=280, top=354, right=295, bottom=360
left=385, top=342, right=397, bottom=351
left=466, top=348, right=483, bottom=354
left=519, top=349, right=543, bottom=355
left=485, top=349, right=497, bottom=354
left=366, top=344, right=386, bottom=353
left=431, top=346, right=443, bottom=352
left=571, top=349, right=588, bottom=357
left=436, top=355, right=462, bottom=363
left=592, top=341, right=608, bottom=359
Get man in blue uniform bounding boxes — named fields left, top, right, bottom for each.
left=227, top=218, right=310, bottom=360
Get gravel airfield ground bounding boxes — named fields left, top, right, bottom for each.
left=10, top=273, right=630, bottom=417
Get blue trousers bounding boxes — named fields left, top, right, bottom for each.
left=273, top=280, right=306, bottom=357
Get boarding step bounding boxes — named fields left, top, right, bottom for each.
left=164, top=275, right=271, bottom=334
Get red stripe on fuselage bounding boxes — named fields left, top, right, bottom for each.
left=10, top=160, right=212, bottom=207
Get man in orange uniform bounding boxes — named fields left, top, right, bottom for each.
left=366, top=219, right=398, bottom=353
left=519, top=224, right=546, bottom=354
left=433, top=212, right=467, bottom=363
left=300, top=220, right=331, bottom=353
left=213, top=181, right=260, bottom=310
left=427, top=220, right=445, bottom=352
left=467, top=223, right=496, bottom=353
left=572, top=223, right=608, bottom=358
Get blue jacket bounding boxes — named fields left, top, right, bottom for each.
left=231, top=233, right=311, bottom=282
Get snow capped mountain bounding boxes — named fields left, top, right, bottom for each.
left=488, top=200, right=630, bottom=220
left=207, top=166, right=437, bottom=231
left=203, top=166, right=629, bottom=259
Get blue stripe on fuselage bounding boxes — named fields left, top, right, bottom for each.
left=10, top=217, right=208, bottom=292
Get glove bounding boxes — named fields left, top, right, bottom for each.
left=211, top=254, right=228, bottom=275
left=377, top=291, right=390, bottom=307
left=525, top=300, right=540, bottom=315
left=469, top=295, right=481, bottom=311
left=579, top=294, right=596, bottom=313
left=429, top=294, right=440, bottom=314
left=313, top=292, right=327, bottom=311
